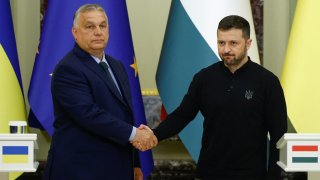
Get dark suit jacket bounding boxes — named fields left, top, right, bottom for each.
left=44, top=44, right=139, bottom=180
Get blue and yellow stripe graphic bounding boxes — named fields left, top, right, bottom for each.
left=2, top=146, right=29, bottom=163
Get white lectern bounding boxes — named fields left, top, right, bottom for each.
left=277, top=133, right=320, bottom=180
left=0, top=134, right=38, bottom=179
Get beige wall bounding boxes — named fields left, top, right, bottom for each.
left=127, top=0, right=171, bottom=93
left=10, top=0, right=39, bottom=109
left=263, top=0, right=296, bottom=77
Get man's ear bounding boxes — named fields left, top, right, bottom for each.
left=246, top=38, right=252, bottom=50
left=72, top=27, right=77, bottom=40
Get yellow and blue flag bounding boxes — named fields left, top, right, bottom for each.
left=27, top=0, right=153, bottom=177
left=2, top=146, right=29, bottom=164
left=0, top=0, right=28, bottom=179
left=156, top=0, right=260, bottom=161
left=281, top=0, right=320, bottom=133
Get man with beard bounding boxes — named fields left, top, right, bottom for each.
left=137, top=15, right=287, bottom=179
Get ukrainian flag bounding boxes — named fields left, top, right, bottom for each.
left=281, top=0, right=320, bottom=132
left=0, top=0, right=28, bottom=179
left=2, top=146, right=29, bottom=164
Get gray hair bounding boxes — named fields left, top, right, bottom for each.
left=73, top=4, right=107, bottom=27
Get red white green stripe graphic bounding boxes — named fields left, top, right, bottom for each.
left=292, top=145, right=318, bottom=163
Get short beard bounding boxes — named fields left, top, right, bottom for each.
left=220, top=47, right=247, bottom=67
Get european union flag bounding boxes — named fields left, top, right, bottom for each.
left=28, top=0, right=153, bottom=177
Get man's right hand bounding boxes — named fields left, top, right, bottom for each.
left=131, top=125, right=158, bottom=151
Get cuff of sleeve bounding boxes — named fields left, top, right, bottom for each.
left=129, top=126, right=137, bottom=141
left=153, top=128, right=162, bottom=142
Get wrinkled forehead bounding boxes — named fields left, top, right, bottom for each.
left=80, top=10, right=107, bottom=20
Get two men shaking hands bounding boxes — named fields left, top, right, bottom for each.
left=131, top=125, right=158, bottom=151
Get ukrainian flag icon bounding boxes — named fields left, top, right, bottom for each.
left=2, top=146, right=28, bottom=163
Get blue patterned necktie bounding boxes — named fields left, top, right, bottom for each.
left=99, top=61, right=122, bottom=96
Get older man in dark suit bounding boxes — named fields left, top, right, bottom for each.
left=43, top=4, right=156, bottom=180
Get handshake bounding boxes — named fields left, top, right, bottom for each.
left=131, top=125, right=158, bottom=151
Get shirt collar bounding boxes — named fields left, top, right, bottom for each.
left=91, top=52, right=109, bottom=65
left=220, top=56, right=252, bottom=75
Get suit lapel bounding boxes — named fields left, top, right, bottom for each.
left=107, top=59, right=133, bottom=112
left=73, top=45, right=127, bottom=107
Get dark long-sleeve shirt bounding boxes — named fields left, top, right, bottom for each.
left=154, top=59, right=287, bottom=179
